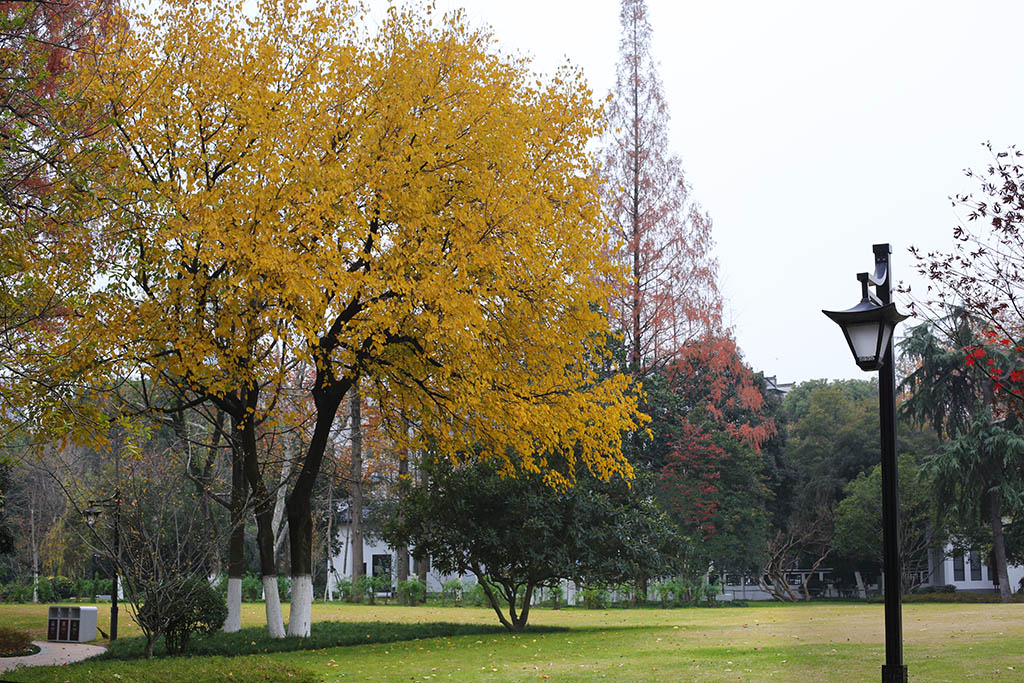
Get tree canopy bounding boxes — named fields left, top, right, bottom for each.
left=384, top=458, right=675, bottom=631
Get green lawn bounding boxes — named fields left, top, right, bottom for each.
left=4, top=601, right=1024, bottom=681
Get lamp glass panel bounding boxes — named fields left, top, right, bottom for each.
left=878, top=323, right=894, bottom=363
left=846, top=321, right=882, bottom=363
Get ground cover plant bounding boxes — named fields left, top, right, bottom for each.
left=98, top=621, right=551, bottom=660
left=3, top=601, right=1024, bottom=681
left=0, top=627, right=37, bottom=657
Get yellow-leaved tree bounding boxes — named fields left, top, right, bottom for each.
left=65, top=0, right=643, bottom=637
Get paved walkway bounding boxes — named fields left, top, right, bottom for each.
left=0, top=641, right=106, bottom=673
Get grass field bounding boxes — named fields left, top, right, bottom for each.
left=3, top=601, right=1024, bottom=681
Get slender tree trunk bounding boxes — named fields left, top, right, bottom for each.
left=224, top=447, right=245, bottom=632
left=395, top=424, right=410, bottom=591
left=237, top=410, right=285, bottom=638
left=30, top=497, right=38, bottom=604
left=348, top=384, right=364, bottom=599
left=987, top=491, right=1012, bottom=602
left=271, top=441, right=293, bottom=562
left=473, top=565, right=513, bottom=632
left=324, top=460, right=335, bottom=602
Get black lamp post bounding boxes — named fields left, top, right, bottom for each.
left=84, top=492, right=120, bottom=641
left=823, top=243, right=908, bottom=683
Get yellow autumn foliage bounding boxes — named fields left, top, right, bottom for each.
left=56, top=0, right=642, bottom=485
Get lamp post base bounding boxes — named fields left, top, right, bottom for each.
left=882, top=664, right=907, bottom=682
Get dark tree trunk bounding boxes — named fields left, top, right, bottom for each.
left=635, top=575, right=648, bottom=606
left=224, top=442, right=245, bottom=631
left=285, top=381, right=348, bottom=577
left=239, top=417, right=276, bottom=581
left=283, top=362, right=351, bottom=636
left=230, top=392, right=285, bottom=637
left=229, top=443, right=246, bottom=570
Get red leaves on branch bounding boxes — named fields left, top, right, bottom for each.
left=911, top=143, right=1024, bottom=411
left=666, top=336, right=776, bottom=451
left=658, top=420, right=726, bottom=537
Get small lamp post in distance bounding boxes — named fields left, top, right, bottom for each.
left=822, top=243, right=909, bottom=683
left=84, top=492, right=120, bottom=641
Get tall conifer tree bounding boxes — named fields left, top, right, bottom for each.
left=602, top=0, right=721, bottom=380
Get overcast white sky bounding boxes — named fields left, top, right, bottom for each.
left=367, top=0, right=1024, bottom=383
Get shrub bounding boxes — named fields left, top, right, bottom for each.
left=277, top=575, right=291, bottom=601
left=609, top=581, right=636, bottom=607
left=51, top=576, right=75, bottom=600
left=34, top=577, right=54, bottom=602
left=581, top=586, right=609, bottom=610
left=466, top=582, right=488, bottom=607
left=546, top=583, right=563, bottom=609
left=396, top=578, right=425, bottom=605
left=900, top=591, right=1024, bottom=604
left=352, top=574, right=374, bottom=604
left=441, top=579, right=463, bottom=606
left=333, top=577, right=353, bottom=601
left=240, top=573, right=262, bottom=602
left=74, top=578, right=93, bottom=599
left=137, top=575, right=228, bottom=655
left=0, top=627, right=35, bottom=656
left=698, top=579, right=723, bottom=607
left=653, top=579, right=675, bottom=607
left=5, top=583, right=32, bottom=603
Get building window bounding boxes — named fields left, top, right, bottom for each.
left=969, top=551, right=982, bottom=581
left=953, top=553, right=965, bottom=582
left=372, top=553, right=392, bottom=579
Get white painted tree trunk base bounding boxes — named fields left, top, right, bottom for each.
left=224, top=577, right=242, bottom=632
left=263, top=575, right=286, bottom=638
left=288, top=575, right=313, bottom=637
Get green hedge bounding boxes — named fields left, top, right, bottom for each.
left=899, top=591, right=1024, bottom=604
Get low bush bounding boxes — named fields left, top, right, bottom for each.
left=544, top=583, right=564, bottom=609
left=466, top=582, right=488, bottom=607
left=396, top=577, right=424, bottom=605
left=34, top=577, right=54, bottom=603
left=100, top=621, right=564, bottom=660
left=241, top=573, right=262, bottom=601
left=352, top=575, right=374, bottom=604
left=440, top=579, right=463, bottom=606
left=333, top=577, right=353, bottom=602
left=581, top=586, right=609, bottom=610
left=93, top=578, right=113, bottom=597
left=900, top=591, right=1024, bottom=604
left=276, top=575, right=291, bottom=601
left=51, top=575, right=75, bottom=600
left=0, top=626, right=37, bottom=657
left=137, top=576, right=228, bottom=655
left=372, top=574, right=392, bottom=603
